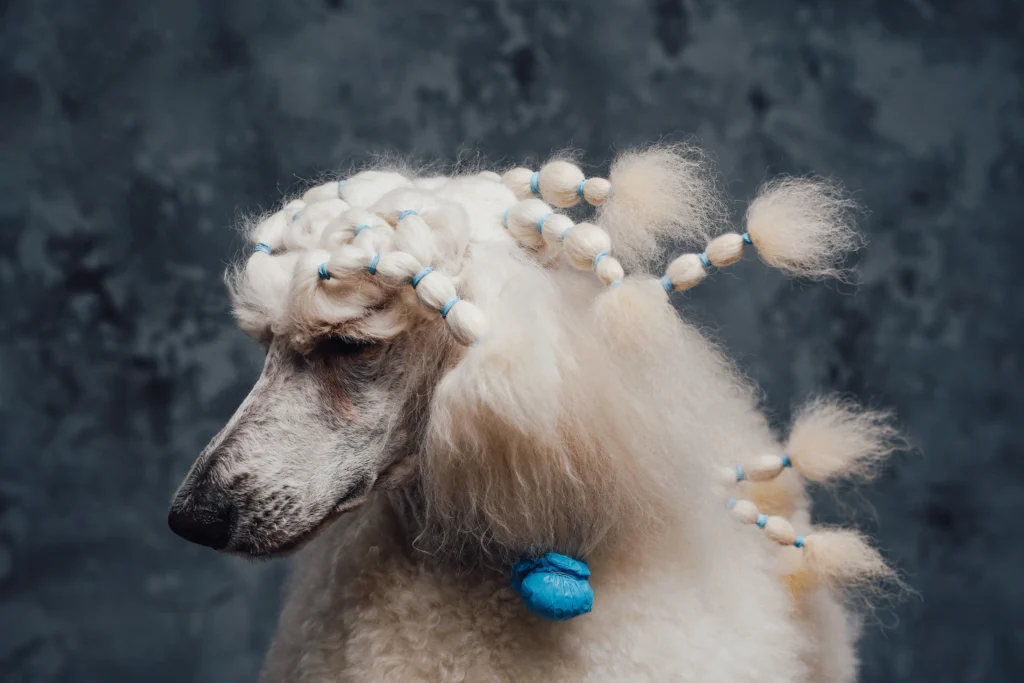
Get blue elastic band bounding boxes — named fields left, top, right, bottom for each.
left=411, top=267, right=433, bottom=288
left=794, top=536, right=805, bottom=548
left=503, top=208, right=510, bottom=228
left=292, top=211, right=302, bottom=222
left=318, top=263, right=330, bottom=280
left=727, top=498, right=737, bottom=510
left=530, top=171, right=540, bottom=196
left=368, top=252, right=380, bottom=275
left=781, top=455, right=792, bottom=468
left=560, top=225, right=573, bottom=241
left=577, top=178, right=586, bottom=199
left=536, top=213, right=551, bottom=235
left=756, top=514, right=769, bottom=529
left=337, top=179, right=346, bottom=195
left=660, top=275, right=674, bottom=293
left=253, top=242, right=272, bottom=255
left=398, top=209, right=418, bottom=221
left=699, top=252, right=711, bottom=269
left=354, top=224, right=370, bottom=236
left=609, top=280, right=623, bottom=287
left=593, top=252, right=608, bottom=269
left=735, top=464, right=745, bottom=482
left=741, top=232, right=752, bottom=245
left=440, top=297, right=459, bottom=318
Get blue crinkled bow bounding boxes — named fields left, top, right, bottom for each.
left=510, top=552, right=594, bottom=621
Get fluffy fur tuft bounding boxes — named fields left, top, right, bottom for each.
left=745, top=177, right=864, bottom=280
left=597, top=143, right=724, bottom=272
left=801, top=529, right=895, bottom=589
left=786, top=396, right=903, bottom=482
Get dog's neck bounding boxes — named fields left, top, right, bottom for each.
left=381, top=479, right=515, bottom=573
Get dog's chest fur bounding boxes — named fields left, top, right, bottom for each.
left=260, top=495, right=825, bottom=683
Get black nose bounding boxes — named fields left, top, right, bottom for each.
left=168, top=487, right=234, bottom=550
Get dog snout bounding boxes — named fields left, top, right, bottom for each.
left=168, top=483, right=235, bottom=550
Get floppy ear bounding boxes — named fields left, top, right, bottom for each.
left=418, top=254, right=662, bottom=561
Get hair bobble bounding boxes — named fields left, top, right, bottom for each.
left=577, top=178, right=586, bottom=199
left=536, top=213, right=551, bottom=235
left=399, top=210, right=418, bottom=222
left=440, top=297, right=460, bottom=318
left=660, top=275, right=674, bottom=293
left=354, top=224, right=371, bottom=236
left=337, top=179, right=346, bottom=196
left=368, top=253, right=380, bottom=275
left=253, top=242, right=272, bottom=255
left=699, top=252, right=711, bottom=269
left=503, top=208, right=510, bottom=228
left=593, top=252, right=609, bottom=269
left=292, top=211, right=302, bottom=222
left=741, top=232, right=752, bottom=245
left=530, top=172, right=540, bottom=196
left=411, top=267, right=433, bottom=288
left=318, top=263, right=330, bottom=280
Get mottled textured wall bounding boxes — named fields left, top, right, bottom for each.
left=1, top=0, right=1021, bottom=681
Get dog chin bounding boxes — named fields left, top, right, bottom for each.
left=227, top=490, right=373, bottom=560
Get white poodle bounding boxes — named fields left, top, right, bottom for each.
left=169, top=144, right=900, bottom=682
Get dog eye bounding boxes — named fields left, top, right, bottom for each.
left=318, top=335, right=376, bottom=357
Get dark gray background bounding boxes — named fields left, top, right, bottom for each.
left=1, top=0, right=1021, bottom=681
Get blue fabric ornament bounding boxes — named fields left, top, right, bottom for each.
left=510, top=552, right=594, bottom=621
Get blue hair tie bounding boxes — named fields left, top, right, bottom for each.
left=337, top=179, right=346, bottom=195
left=411, top=267, right=433, bottom=288
left=398, top=209, right=418, bottom=222
left=577, top=178, right=586, bottom=199
left=741, top=232, right=752, bottom=245
left=503, top=208, right=510, bottom=228
left=727, top=498, right=738, bottom=509
left=368, top=252, right=380, bottom=275
left=756, top=514, right=769, bottom=529
left=354, top=224, right=370, bottom=236
left=735, top=464, right=745, bottom=482
left=440, top=297, right=459, bottom=318
left=593, top=252, right=608, bottom=269
left=699, top=252, right=711, bottom=269
left=660, top=275, right=675, bottom=293
left=292, top=211, right=302, bottom=222
left=794, top=536, right=806, bottom=548
left=530, top=171, right=540, bottom=196
left=609, top=280, right=623, bottom=287
left=253, top=242, right=272, bottom=255
left=560, top=225, right=573, bottom=241
left=317, top=262, right=330, bottom=280
left=510, top=553, right=593, bottom=621
left=536, top=213, right=551, bottom=235
left=781, top=454, right=792, bottom=468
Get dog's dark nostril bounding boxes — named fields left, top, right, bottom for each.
left=168, top=488, right=234, bottom=550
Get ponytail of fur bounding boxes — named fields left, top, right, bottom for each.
left=728, top=498, right=894, bottom=589
left=503, top=198, right=625, bottom=286
left=719, top=397, right=902, bottom=489
left=659, top=177, right=862, bottom=293
left=501, top=145, right=722, bottom=272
